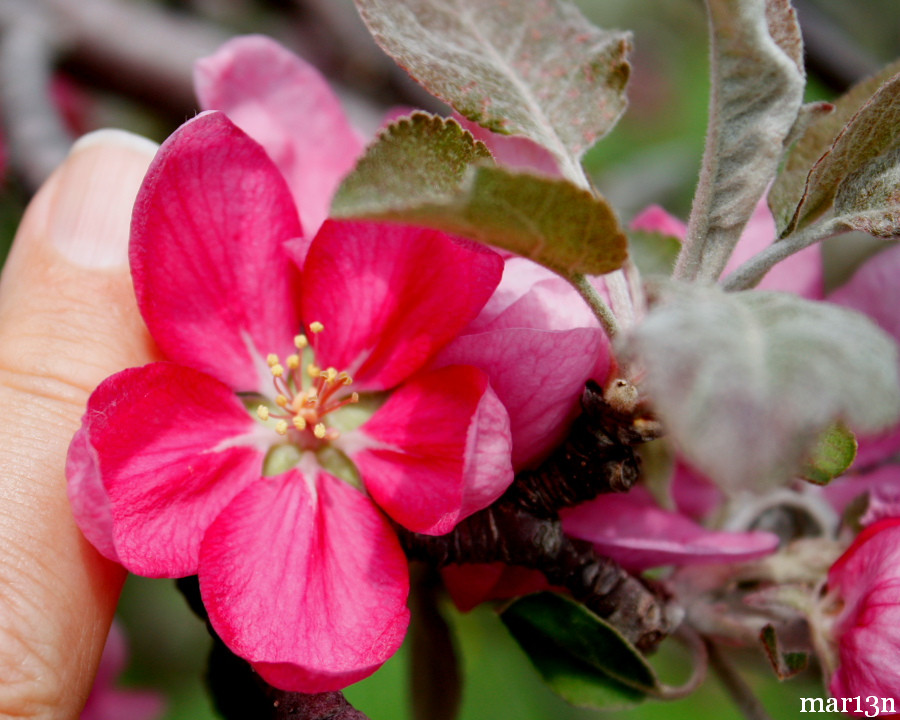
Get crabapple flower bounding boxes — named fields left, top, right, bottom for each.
left=194, top=35, right=611, bottom=474
left=81, top=620, right=164, bottom=720
left=825, top=518, right=900, bottom=708
left=66, top=110, right=515, bottom=693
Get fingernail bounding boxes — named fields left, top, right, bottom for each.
left=49, top=129, right=158, bottom=269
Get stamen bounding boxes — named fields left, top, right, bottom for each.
left=275, top=420, right=289, bottom=436
left=270, top=363, right=285, bottom=378
left=266, top=353, right=280, bottom=367
left=313, top=423, right=327, bottom=439
left=276, top=394, right=289, bottom=408
left=293, top=416, right=307, bottom=431
left=309, top=321, right=324, bottom=334
left=256, top=405, right=270, bottom=421
left=307, top=364, right=321, bottom=379
left=286, top=354, right=301, bottom=370
left=294, top=334, right=309, bottom=349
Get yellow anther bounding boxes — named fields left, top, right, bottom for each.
left=313, top=423, right=327, bottom=439
left=292, top=416, right=307, bottom=431
left=270, top=363, right=285, bottom=378
left=309, top=321, right=324, bottom=334
left=324, top=367, right=338, bottom=383
left=276, top=394, right=289, bottom=408
left=294, top=334, right=309, bottom=349
left=275, top=420, right=289, bottom=436
left=338, top=372, right=353, bottom=386
left=266, top=353, right=280, bottom=367
left=307, top=363, right=321, bottom=378
left=256, top=405, right=270, bottom=421
left=286, top=354, right=301, bottom=370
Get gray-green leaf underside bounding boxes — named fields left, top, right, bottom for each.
left=353, top=0, right=630, bottom=182
left=621, top=283, right=900, bottom=492
left=770, top=59, right=900, bottom=235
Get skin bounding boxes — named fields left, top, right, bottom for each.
left=0, top=131, right=158, bottom=718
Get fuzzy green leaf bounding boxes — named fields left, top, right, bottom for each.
left=675, top=0, right=806, bottom=282
left=332, top=112, right=493, bottom=211
left=621, top=283, right=900, bottom=492
left=353, top=0, right=630, bottom=184
left=781, top=72, right=900, bottom=236
left=799, top=423, right=857, bottom=486
left=770, top=58, right=900, bottom=235
left=501, top=593, right=658, bottom=709
left=334, top=127, right=628, bottom=276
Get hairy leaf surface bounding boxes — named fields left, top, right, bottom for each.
left=621, top=283, right=900, bottom=491
left=675, top=0, right=806, bottom=282
left=832, top=144, right=900, bottom=239
left=770, top=58, right=900, bottom=235
left=334, top=120, right=628, bottom=276
left=784, top=74, right=900, bottom=236
left=353, top=0, right=630, bottom=183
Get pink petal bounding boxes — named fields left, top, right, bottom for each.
left=131, top=111, right=303, bottom=393
left=78, top=363, right=263, bottom=577
left=350, top=365, right=514, bottom=535
left=630, top=205, right=687, bottom=240
left=195, top=36, right=364, bottom=238
left=441, top=563, right=552, bottom=612
left=199, top=468, right=410, bottom=693
left=670, top=461, right=724, bottom=521
left=561, top=488, right=779, bottom=572
left=467, top=257, right=601, bottom=334
left=436, top=326, right=604, bottom=469
left=67, top=425, right=119, bottom=563
left=830, top=241, right=900, bottom=346
left=453, top=115, right=560, bottom=176
left=828, top=519, right=900, bottom=705
left=300, top=221, right=503, bottom=390
left=723, top=195, right=824, bottom=297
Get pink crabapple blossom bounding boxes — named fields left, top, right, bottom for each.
left=66, top=108, right=514, bottom=693
left=67, top=35, right=613, bottom=694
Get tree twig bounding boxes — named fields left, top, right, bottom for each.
left=706, top=640, right=775, bottom=720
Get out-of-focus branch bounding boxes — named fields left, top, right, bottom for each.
left=45, top=0, right=228, bottom=117
left=0, top=1, right=70, bottom=189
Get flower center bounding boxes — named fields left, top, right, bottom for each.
left=255, top=321, right=359, bottom=447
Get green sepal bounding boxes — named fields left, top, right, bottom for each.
left=760, top=624, right=809, bottom=680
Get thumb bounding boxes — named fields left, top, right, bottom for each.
left=0, top=130, right=158, bottom=717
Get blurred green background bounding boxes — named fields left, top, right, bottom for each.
left=0, top=0, right=896, bottom=717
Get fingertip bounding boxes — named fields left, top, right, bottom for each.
left=46, top=129, right=159, bottom=269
